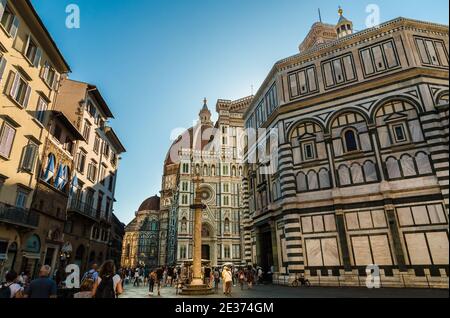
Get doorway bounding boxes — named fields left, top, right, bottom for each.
left=202, top=245, right=211, bottom=260
left=259, top=228, right=274, bottom=272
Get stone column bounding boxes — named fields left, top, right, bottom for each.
left=190, top=188, right=205, bottom=286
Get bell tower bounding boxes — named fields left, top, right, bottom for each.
left=199, top=98, right=213, bottom=126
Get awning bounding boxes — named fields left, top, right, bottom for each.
left=23, top=252, right=41, bottom=260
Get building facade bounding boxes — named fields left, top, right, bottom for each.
left=243, top=11, right=449, bottom=288
left=0, top=0, right=126, bottom=278
left=53, top=78, right=126, bottom=273
left=121, top=196, right=161, bottom=269
left=0, top=0, right=71, bottom=278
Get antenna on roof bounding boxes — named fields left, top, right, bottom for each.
left=318, top=8, right=322, bottom=23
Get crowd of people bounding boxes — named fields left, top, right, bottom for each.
left=0, top=261, right=273, bottom=299
left=0, top=260, right=124, bottom=299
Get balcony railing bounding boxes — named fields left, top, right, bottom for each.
left=68, top=199, right=111, bottom=224
left=0, top=203, right=40, bottom=229
left=67, top=199, right=97, bottom=220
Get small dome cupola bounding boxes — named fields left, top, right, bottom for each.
left=336, top=6, right=353, bottom=39
left=199, top=98, right=213, bottom=126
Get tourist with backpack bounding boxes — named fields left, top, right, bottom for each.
left=82, top=264, right=99, bottom=284
left=92, top=260, right=123, bottom=299
left=0, top=271, right=24, bottom=299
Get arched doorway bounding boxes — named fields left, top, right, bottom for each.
left=21, top=235, right=41, bottom=279
left=201, top=223, right=215, bottom=263
left=2, top=242, right=18, bottom=278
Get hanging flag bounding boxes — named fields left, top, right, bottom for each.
left=43, top=154, right=56, bottom=182
left=70, top=174, right=78, bottom=196
left=54, top=164, right=64, bottom=189
left=60, top=165, right=69, bottom=190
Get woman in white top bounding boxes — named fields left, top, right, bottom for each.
left=92, top=260, right=123, bottom=298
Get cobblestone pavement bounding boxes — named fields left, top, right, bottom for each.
left=119, top=283, right=448, bottom=298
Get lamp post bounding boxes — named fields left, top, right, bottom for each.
left=181, top=174, right=213, bottom=295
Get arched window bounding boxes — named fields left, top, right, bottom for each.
left=272, top=182, right=278, bottom=200
left=239, top=166, right=243, bottom=177
left=416, top=152, right=433, bottom=175
left=351, top=163, right=364, bottom=184
left=386, top=157, right=401, bottom=179
left=338, top=165, right=351, bottom=186
left=125, top=243, right=131, bottom=258
left=232, top=166, right=237, bottom=177
left=211, top=165, right=216, bottom=176
left=181, top=217, right=188, bottom=233
left=344, top=130, right=358, bottom=152
left=400, top=154, right=417, bottom=177
left=363, top=161, right=378, bottom=182
left=203, top=165, right=208, bottom=176
left=224, top=218, right=230, bottom=233
left=319, top=169, right=331, bottom=189
left=297, top=173, right=307, bottom=192
left=307, top=171, right=319, bottom=190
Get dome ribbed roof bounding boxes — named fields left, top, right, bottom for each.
left=138, top=196, right=160, bottom=212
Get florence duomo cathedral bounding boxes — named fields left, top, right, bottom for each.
left=122, top=97, right=252, bottom=267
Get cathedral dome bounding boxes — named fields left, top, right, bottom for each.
left=138, top=195, right=160, bottom=212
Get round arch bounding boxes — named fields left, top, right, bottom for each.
left=286, top=118, right=326, bottom=141
left=369, top=95, right=424, bottom=121
left=436, top=90, right=449, bottom=106
left=326, top=107, right=370, bottom=133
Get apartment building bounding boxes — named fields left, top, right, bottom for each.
left=243, top=10, right=449, bottom=288
left=0, top=0, right=70, bottom=277
left=53, top=78, right=126, bottom=272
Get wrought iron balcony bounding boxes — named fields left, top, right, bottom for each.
left=0, top=203, right=40, bottom=229
left=67, top=199, right=97, bottom=220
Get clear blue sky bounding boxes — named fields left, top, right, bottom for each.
left=32, top=0, right=449, bottom=224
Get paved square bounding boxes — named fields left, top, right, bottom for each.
left=119, top=283, right=449, bottom=299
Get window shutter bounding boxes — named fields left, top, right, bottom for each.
left=33, top=48, right=42, bottom=67
left=52, top=73, right=60, bottom=91
left=9, top=72, right=20, bottom=99
left=23, top=84, right=31, bottom=108
left=40, top=61, right=49, bottom=79
left=0, top=124, right=15, bottom=158
left=0, top=56, right=7, bottom=82
left=0, top=0, right=6, bottom=21
left=22, top=144, right=36, bottom=171
left=10, top=16, right=20, bottom=39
